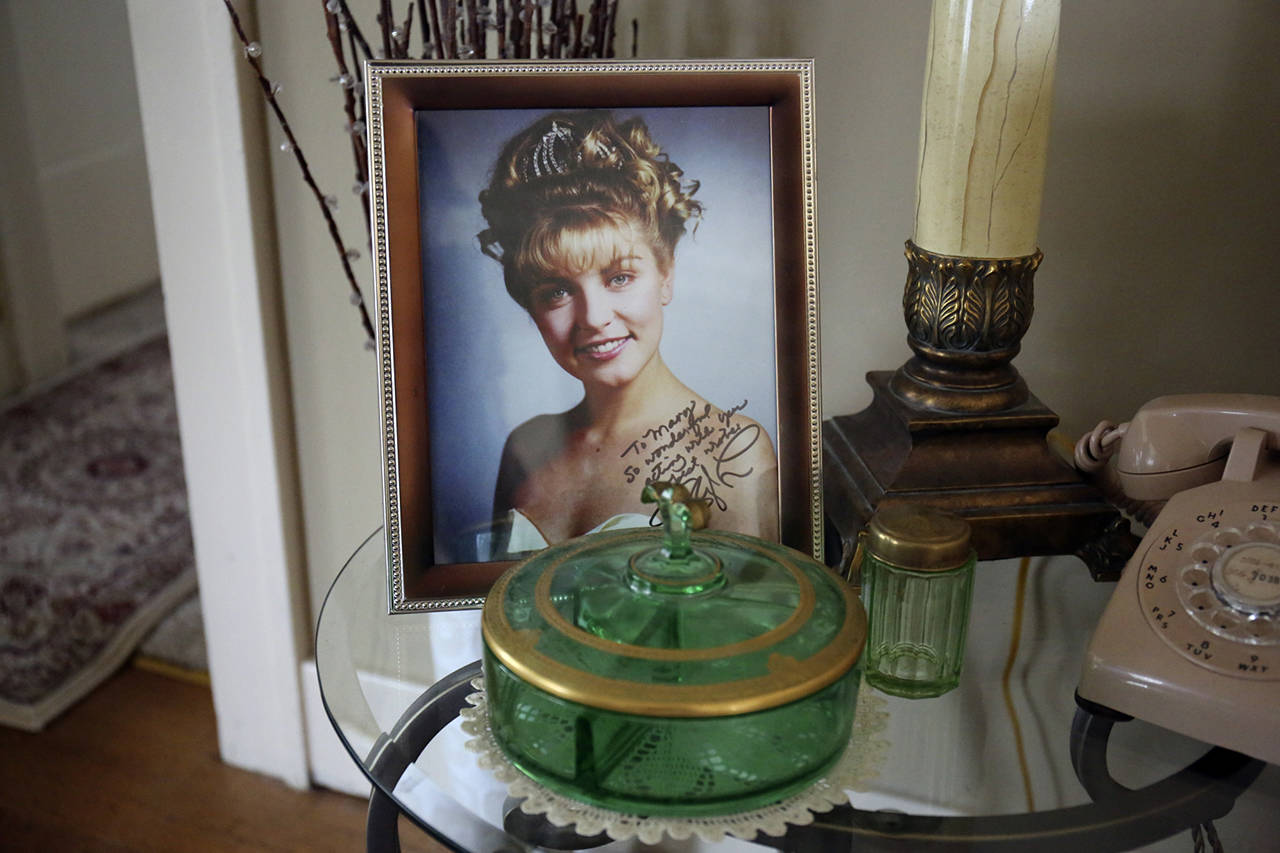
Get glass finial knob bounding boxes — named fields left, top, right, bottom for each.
left=641, top=481, right=711, bottom=559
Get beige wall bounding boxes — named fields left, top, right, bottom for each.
left=253, top=2, right=1279, bottom=622
left=0, top=0, right=158, bottom=393
left=5, top=0, right=157, bottom=321
left=0, top=1, right=66, bottom=392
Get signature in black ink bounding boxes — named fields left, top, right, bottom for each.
left=619, top=400, right=761, bottom=513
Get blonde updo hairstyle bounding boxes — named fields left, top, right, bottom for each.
left=478, top=111, right=703, bottom=308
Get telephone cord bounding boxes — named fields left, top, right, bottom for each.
left=1073, top=419, right=1127, bottom=472
left=1073, top=418, right=1165, bottom=527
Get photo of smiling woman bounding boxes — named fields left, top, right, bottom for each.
left=417, top=107, right=779, bottom=563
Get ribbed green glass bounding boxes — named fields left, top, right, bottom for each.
left=861, top=551, right=975, bottom=698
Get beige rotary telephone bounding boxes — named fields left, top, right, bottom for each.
left=1075, top=394, right=1280, bottom=765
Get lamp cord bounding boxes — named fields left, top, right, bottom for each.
left=1001, top=556, right=1036, bottom=812
left=1192, top=820, right=1225, bottom=853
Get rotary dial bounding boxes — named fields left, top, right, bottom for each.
left=1137, top=498, right=1280, bottom=680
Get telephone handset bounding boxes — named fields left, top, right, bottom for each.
left=1076, top=393, right=1280, bottom=765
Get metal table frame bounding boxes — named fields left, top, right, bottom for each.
left=344, top=662, right=1264, bottom=853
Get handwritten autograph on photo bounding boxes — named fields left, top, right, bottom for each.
left=620, top=399, right=763, bottom=514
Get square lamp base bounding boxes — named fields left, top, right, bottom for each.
left=823, top=371, right=1136, bottom=580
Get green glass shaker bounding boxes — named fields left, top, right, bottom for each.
left=856, top=504, right=975, bottom=698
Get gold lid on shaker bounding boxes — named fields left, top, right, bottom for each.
left=863, top=503, right=973, bottom=571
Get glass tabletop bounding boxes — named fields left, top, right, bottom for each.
left=316, top=530, right=1279, bottom=852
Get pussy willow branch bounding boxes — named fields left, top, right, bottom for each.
left=335, top=0, right=374, bottom=62
left=495, top=0, right=508, bottom=58
left=464, top=0, right=482, bottom=58
left=223, top=0, right=376, bottom=347
left=443, top=0, right=458, bottom=58
left=377, top=0, right=395, bottom=58
left=323, top=7, right=371, bottom=239
left=397, top=4, right=415, bottom=57
left=345, top=25, right=370, bottom=200
left=547, top=0, right=563, bottom=58
left=420, top=0, right=443, bottom=58
left=535, top=3, right=545, bottom=57
left=519, top=1, right=534, bottom=57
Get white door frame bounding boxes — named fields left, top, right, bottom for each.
left=126, top=0, right=310, bottom=788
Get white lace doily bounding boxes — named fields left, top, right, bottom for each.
left=460, top=677, right=889, bottom=845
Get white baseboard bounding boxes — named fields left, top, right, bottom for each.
left=300, top=658, right=370, bottom=798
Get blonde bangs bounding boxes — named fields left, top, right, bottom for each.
left=513, top=208, right=665, bottom=288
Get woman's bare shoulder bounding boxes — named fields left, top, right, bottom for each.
left=702, top=402, right=777, bottom=469
left=495, top=410, right=577, bottom=519
left=503, top=408, right=578, bottom=454
left=634, top=393, right=778, bottom=536
left=705, top=406, right=779, bottom=539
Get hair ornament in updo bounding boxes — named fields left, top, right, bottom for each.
left=522, top=120, right=577, bottom=180
left=520, top=120, right=617, bottom=181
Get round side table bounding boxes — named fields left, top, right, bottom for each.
left=316, top=531, right=1273, bottom=852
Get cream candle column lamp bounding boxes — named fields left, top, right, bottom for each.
left=913, top=0, right=1059, bottom=260
left=823, top=0, right=1131, bottom=578
left=895, top=0, right=1059, bottom=410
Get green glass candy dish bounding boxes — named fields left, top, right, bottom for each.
left=481, top=483, right=867, bottom=817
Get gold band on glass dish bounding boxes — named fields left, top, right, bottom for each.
left=482, top=531, right=865, bottom=718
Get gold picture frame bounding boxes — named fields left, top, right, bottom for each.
left=369, top=59, right=821, bottom=612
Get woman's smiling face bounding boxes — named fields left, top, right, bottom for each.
left=524, top=220, right=673, bottom=391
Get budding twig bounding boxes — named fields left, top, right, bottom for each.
left=335, top=0, right=374, bottom=61
left=323, top=5, right=371, bottom=241
left=223, top=0, right=376, bottom=347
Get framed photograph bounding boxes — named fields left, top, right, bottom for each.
left=370, top=60, right=820, bottom=612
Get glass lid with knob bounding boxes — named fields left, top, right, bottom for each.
left=482, top=482, right=865, bottom=717
left=480, top=482, right=866, bottom=816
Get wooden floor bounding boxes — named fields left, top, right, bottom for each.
left=0, top=666, right=443, bottom=852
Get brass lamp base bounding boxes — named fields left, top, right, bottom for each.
left=824, top=373, right=1134, bottom=580
left=823, top=243, right=1136, bottom=580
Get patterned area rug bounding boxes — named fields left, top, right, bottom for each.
left=0, top=337, right=197, bottom=730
